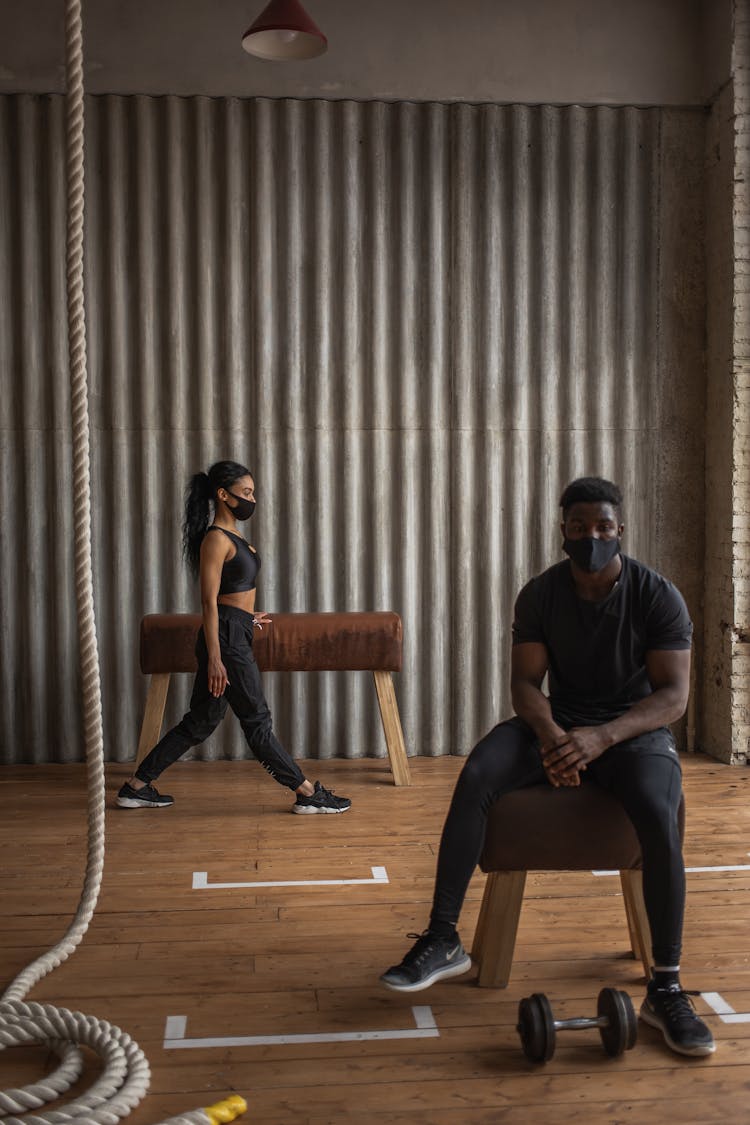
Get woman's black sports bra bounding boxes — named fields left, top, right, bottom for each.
left=206, top=526, right=261, bottom=594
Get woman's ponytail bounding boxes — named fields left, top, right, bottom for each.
left=181, top=460, right=253, bottom=577
left=182, top=472, right=212, bottom=577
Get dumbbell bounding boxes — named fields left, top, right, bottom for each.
left=517, top=988, right=637, bottom=1063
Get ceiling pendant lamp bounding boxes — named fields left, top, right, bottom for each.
left=241, top=0, right=328, bottom=61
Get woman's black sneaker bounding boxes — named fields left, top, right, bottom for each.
left=292, top=781, right=351, bottom=814
left=116, top=782, right=174, bottom=809
left=380, top=930, right=472, bottom=992
left=640, top=982, right=716, bottom=1056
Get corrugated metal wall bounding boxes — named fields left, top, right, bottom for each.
left=0, top=95, right=674, bottom=765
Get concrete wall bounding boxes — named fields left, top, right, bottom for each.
left=657, top=108, right=709, bottom=750
left=703, top=80, right=736, bottom=760
left=1, top=0, right=713, bottom=105
left=703, top=0, right=734, bottom=98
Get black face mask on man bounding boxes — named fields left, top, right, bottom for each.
left=563, top=536, right=620, bottom=573
left=225, top=491, right=256, bottom=521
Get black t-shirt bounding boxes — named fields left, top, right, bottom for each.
left=512, top=554, right=692, bottom=727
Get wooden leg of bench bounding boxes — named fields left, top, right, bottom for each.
left=471, top=873, right=492, bottom=961
left=373, top=671, right=411, bottom=786
left=135, top=673, right=171, bottom=769
left=474, top=870, right=527, bottom=988
left=620, top=869, right=652, bottom=979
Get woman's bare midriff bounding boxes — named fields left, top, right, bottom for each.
left=217, top=590, right=257, bottom=614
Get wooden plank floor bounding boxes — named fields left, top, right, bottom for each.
left=1, top=753, right=749, bottom=1124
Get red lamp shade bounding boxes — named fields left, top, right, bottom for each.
left=242, top=0, right=328, bottom=61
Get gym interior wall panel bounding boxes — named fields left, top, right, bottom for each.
left=0, top=94, right=82, bottom=763
left=0, top=94, right=704, bottom=765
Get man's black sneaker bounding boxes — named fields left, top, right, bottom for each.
left=380, top=930, right=472, bottom=992
left=640, top=982, right=716, bottom=1056
left=116, top=782, right=174, bottom=809
left=292, top=781, right=351, bottom=814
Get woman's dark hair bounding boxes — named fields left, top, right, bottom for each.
left=559, top=476, right=623, bottom=519
left=182, top=460, right=252, bottom=576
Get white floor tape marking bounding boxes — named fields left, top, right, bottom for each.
left=191, top=865, right=389, bottom=890
left=701, top=992, right=750, bottom=1024
left=592, top=864, right=750, bottom=876
left=163, top=1006, right=439, bottom=1048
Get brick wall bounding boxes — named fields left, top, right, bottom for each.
left=730, top=0, right=750, bottom=762
left=701, top=0, right=750, bottom=764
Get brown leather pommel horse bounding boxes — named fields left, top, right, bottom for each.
left=135, top=611, right=410, bottom=786
left=472, top=784, right=686, bottom=987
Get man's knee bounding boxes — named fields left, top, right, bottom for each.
left=459, top=732, right=503, bottom=790
left=457, top=719, right=539, bottom=793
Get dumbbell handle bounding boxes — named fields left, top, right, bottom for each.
left=553, top=1015, right=609, bottom=1031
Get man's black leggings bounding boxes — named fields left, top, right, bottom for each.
left=135, top=605, right=306, bottom=791
left=430, top=717, right=685, bottom=967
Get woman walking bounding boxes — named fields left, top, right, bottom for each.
left=117, top=460, right=351, bottom=814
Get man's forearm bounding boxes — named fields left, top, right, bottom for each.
left=598, top=686, right=687, bottom=748
left=511, top=681, right=565, bottom=743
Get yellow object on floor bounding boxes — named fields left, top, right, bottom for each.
left=204, top=1095, right=248, bottom=1124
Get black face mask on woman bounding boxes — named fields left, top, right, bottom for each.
left=563, top=536, right=620, bottom=573
left=225, top=492, right=256, bottom=521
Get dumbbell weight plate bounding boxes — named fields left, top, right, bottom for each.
left=597, top=988, right=638, bottom=1056
left=517, top=993, right=556, bottom=1063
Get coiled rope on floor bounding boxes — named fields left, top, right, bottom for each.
left=0, top=4, right=244, bottom=1123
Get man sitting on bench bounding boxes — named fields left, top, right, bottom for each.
left=380, top=476, right=714, bottom=1058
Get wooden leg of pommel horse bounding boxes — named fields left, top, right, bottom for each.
left=620, top=868, right=653, bottom=978
left=373, top=670, right=411, bottom=786
left=472, top=870, right=527, bottom=988
left=134, top=672, right=171, bottom=769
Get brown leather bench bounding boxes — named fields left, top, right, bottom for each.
left=471, top=783, right=686, bottom=986
left=135, top=611, right=410, bottom=785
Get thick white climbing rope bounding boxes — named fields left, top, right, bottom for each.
left=0, top=1, right=153, bottom=1120
left=0, top=4, right=244, bottom=1124
left=3, top=0, right=103, bottom=1015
